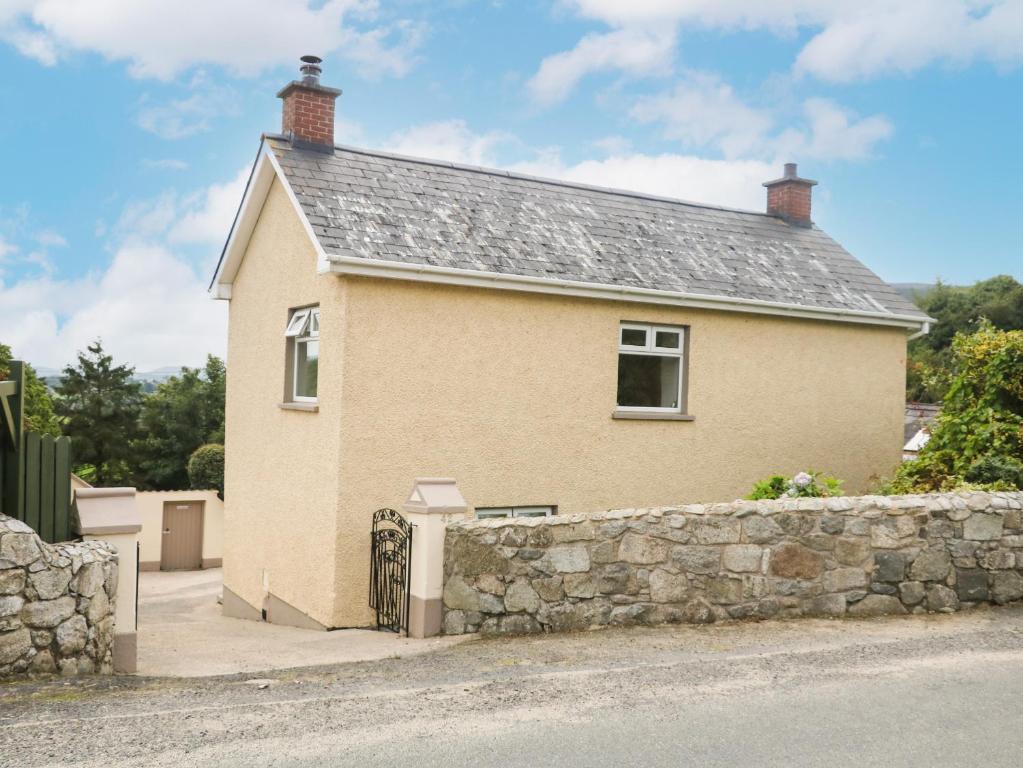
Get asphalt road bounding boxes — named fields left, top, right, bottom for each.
left=3, top=607, right=1023, bottom=767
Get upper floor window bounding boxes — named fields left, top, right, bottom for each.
left=616, top=323, right=685, bottom=413
left=285, top=306, right=319, bottom=402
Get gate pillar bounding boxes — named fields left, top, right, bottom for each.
left=403, top=478, right=467, bottom=638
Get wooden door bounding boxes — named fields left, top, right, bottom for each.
left=161, top=501, right=204, bottom=570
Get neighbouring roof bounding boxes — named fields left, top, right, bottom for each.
left=212, top=135, right=931, bottom=328
left=905, top=401, right=941, bottom=444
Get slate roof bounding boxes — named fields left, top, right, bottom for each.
left=266, top=136, right=928, bottom=322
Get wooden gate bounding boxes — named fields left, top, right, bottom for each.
left=369, top=508, right=412, bottom=634
left=0, top=361, right=74, bottom=543
left=161, top=501, right=204, bottom=570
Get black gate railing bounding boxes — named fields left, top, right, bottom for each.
left=369, top=508, right=412, bottom=634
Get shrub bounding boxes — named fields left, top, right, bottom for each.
left=747, top=471, right=843, bottom=500
left=187, top=443, right=224, bottom=498
left=884, top=321, right=1023, bottom=493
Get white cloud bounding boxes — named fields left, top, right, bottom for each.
left=631, top=73, right=774, bottom=159
left=632, top=74, right=893, bottom=161
left=0, top=245, right=226, bottom=370
left=35, top=230, right=67, bottom=248
left=382, top=120, right=515, bottom=165
left=0, top=169, right=242, bottom=369
left=169, top=168, right=249, bottom=249
left=136, top=75, right=238, bottom=140
left=0, top=236, right=18, bottom=261
left=509, top=152, right=774, bottom=211
left=539, top=0, right=1023, bottom=98
left=1, top=0, right=424, bottom=80
left=527, top=26, right=676, bottom=105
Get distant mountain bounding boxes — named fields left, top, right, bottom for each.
left=36, top=365, right=185, bottom=393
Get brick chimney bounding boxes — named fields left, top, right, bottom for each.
left=763, top=163, right=817, bottom=227
left=277, top=55, right=342, bottom=151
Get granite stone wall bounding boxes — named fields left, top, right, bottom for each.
left=0, top=514, right=118, bottom=676
left=441, top=492, right=1023, bottom=635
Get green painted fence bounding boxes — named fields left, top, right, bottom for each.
left=0, top=360, right=74, bottom=543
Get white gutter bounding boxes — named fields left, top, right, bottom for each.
left=325, top=254, right=934, bottom=332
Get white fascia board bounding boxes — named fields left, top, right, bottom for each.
left=208, top=142, right=328, bottom=299
left=326, top=254, right=933, bottom=332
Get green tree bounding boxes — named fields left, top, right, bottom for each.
left=55, top=340, right=143, bottom=485
left=130, top=355, right=226, bottom=490
left=887, top=321, right=1023, bottom=493
left=907, top=275, right=1023, bottom=401
left=0, top=343, right=61, bottom=436
left=188, top=443, right=225, bottom=498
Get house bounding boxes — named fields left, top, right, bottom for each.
left=903, top=401, right=940, bottom=460
left=210, top=57, right=932, bottom=630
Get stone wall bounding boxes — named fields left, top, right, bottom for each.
left=0, top=514, right=118, bottom=676
left=441, top=492, right=1023, bottom=635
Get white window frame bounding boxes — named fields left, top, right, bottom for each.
left=616, top=322, right=685, bottom=414
left=288, top=306, right=320, bottom=403
left=475, top=505, right=556, bottom=520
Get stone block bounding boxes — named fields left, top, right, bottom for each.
left=908, top=550, right=951, bottom=582
left=0, top=628, right=31, bottom=665
left=597, top=563, right=634, bottom=594
left=0, top=535, right=41, bottom=567
left=769, top=544, right=823, bottom=580
left=804, top=594, right=847, bottom=617
left=476, top=574, right=505, bottom=596
left=991, top=571, right=1023, bottom=604
left=590, top=540, right=617, bottom=564
left=617, top=535, right=666, bottom=566
left=955, top=569, right=989, bottom=602
left=721, top=545, right=763, bottom=573
left=847, top=595, right=907, bottom=617
left=707, top=577, right=743, bottom=605
left=690, top=518, right=741, bottom=545
left=562, top=573, right=597, bottom=599
left=742, top=515, right=782, bottom=544
left=963, top=514, right=1003, bottom=541
left=899, top=581, right=926, bottom=606
left=834, top=537, right=871, bottom=566
left=681, top=598, right=715, bottom=624
left=870, top=517, right=917, bottom=549
left=442, top=610, right=465, bottom=635
left=820, top=516, right=845, bottom=534
left=29, top=567, right=72, bottom=602
left=503, top=580, right=540, bottom=613
left=443, top=576, right=481, bottom=612
left=546, top=545, right=591, bottom=573
left=979, top=551, right=1014, bottom=570
left=0, top=570, right=26, bottom=596
left=671, top=546, right=721, bottom=575
left=499, top=614, right=542, bottom=634
left=73, top=562, right=107, bottom=598
left=649, top=570, right=687, bottom=603
left=21, top=596, right=75, bottom=628
left=531, top=576, right=564, bottom=602
left=926, top=584, right=959, bottom=613
left=822, top=567, right=868, bottom=593
left=0, top=595, right=24, bottom=617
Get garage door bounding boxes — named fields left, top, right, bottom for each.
left=161, top=501, right=204, bottom=570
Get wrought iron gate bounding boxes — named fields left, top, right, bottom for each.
left=369, top=508, right=412, bottom=634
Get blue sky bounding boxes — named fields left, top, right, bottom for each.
left=1, top=1, right=1021, bottom=369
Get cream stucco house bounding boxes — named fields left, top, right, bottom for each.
left=210, top=58, right=932, bottom=630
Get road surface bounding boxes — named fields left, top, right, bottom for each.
left=3, top=607, right=1023, bottom=767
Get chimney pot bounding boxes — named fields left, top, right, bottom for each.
left=277, top=55, right=342, bottom=151
left=763, top=162, right=817, bottom=227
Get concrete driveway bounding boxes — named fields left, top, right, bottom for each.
left=136, top=568, right=466, bottom=677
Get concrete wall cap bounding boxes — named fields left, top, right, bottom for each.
left=75, top=487, right=136, bottom=499
left=404, top=478, right=468, bottom=514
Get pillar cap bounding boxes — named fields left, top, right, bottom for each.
left=403, top=478, right=468, bottom=514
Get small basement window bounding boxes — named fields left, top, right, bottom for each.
left=285, top=306, right=319, bottom=402
left=476, top=505, right=555, bottom=520
left=616, top=322, right=686, bottom=414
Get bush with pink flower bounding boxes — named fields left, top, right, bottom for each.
left=746, top=470, right=843, bottom=500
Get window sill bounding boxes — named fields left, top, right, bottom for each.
left=612, top=410, right=694, bottom=421
left=278, top=402, right=319, bottom=413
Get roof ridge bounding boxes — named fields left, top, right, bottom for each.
left=263, top=133, right=786, bottom=222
